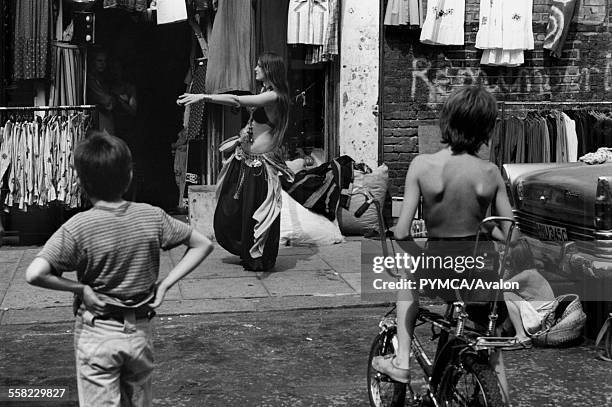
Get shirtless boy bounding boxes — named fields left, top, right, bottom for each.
left=372, top=86, right=515, bottom=403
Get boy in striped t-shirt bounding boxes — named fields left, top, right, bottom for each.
left=26, top=132, right=213, bottom=407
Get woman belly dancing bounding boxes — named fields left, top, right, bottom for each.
left=177, top=52, right=292, bottom=271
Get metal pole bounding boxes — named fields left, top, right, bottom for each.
left=83, top=47, right=88, bottom=104
left=0, top=105, right=96, bottom=111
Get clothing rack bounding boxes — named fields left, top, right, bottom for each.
left=499, top=101, right=612, bottom=149
left=0, top=104, right=97, bottom=111
left=0, top=104, right=98, bottom=245
left=0, top=104, right=99, bottom=129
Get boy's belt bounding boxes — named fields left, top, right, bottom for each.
left=95, top=305, right=156, bottom=323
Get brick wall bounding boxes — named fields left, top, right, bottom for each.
left=382, top=0, right=612, bottom=196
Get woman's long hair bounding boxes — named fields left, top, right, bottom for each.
left=258, top=52, right=290, bottom=142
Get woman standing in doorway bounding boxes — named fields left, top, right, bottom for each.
left=177, top=52, right=292, bottom=271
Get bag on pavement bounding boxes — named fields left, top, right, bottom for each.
left=531, top=294, right=586, bottom=347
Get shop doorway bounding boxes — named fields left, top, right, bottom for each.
left=88, top=9, right=191, bottom=210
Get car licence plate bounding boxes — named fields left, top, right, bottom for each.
left=536, top=222, right=568, bottom=241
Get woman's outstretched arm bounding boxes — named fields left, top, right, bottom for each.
left=177, top=91, right=278, bottom=108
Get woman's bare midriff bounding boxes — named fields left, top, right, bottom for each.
left=240, top=122, right=278, bottom=153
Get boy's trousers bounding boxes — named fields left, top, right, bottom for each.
left=74, top=308, right=154, bottom=407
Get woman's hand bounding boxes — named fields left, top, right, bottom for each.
left=177, top=93, right=206, bottom=106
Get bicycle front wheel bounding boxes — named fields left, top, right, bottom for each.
left=436, top=355, right=504, bottom=407
left=367, top=329, right=407, bottom=407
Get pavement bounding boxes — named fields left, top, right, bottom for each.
left=0, top=238, right=378, bottom=325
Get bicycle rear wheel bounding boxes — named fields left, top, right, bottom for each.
left=435, top=355, right=504, bottom=407
left=367, top=328, right=407, bottom=407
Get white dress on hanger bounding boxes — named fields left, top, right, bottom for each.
left=420, top=0, right=465, bottom=45
left=476, top=0, right=534, bottom=66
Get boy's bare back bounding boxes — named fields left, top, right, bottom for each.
left=413, top=148, right=504, bottom=238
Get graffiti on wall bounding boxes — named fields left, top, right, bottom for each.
left=410, top=51, right=612, bottom=103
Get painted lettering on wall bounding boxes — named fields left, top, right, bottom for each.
left=410, top=51, right=612, bottom=103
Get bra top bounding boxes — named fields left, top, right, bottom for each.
left=252, top=106, right=274, bottom=127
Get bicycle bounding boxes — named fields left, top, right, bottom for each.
left=353, top=189, right=518, bottom=407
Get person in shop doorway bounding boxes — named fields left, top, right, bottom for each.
left=177, top=52, right=293, bottom=271
left=372, top=86, right=517, bottom=405
left=111, top=60, right=140, bottom=200
left=87, top=48, right=115, bottom=134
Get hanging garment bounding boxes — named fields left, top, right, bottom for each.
left=156, top=0, right=188, bottom=24
left=281, top=155, right=354, bottom=222
left=0, top=122, right=12, bottom=182
left=502, top=0, right=534, bottom=51
left=593, top=112, right=612, bottom=150
left=12, top=0, right=53, bottom=80
left=255, top=0, right=290, bottom=63
left=553, top=110, right=569, bottom=163
left=205, top=0, right=254, bottom=93
left=489, top=119, right=503, bottom=168
left=384, top=0, right=410, bottom=25
left=186, top=60, right=208, bottom=141
left=103, top=0, right=148, bottom=11
left=475, top=0, right=502, bottom=50
left=516, top=119, right=526, bottom=163
left=545, top=112, right=557, bottom=161
left=480, top=49, right=524, bottom=67
left=562, top=112, right=578, bottom=162
left=419, top=0, right=465, bottom=46
left=543, top=0, right=577, bottom=58
left=305, top=0, right=340, bottom=64
left=540, top=115, right=551, bottom=163
left=287, top=0, right=330, bottom=46
left=0, top=114, right=89, bottom=211
left=49, top=42, right=84, bottom=106
left=384, top=0, right=424, bottom=27
left=323, top=0, right=340, bottom=56
left=476, top=0, right=534, bottom=66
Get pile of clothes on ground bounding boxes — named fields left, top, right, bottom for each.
left=280, top=151, right=389, bottom=246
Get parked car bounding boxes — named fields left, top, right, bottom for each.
left=503, top=162, right=612, bottom=338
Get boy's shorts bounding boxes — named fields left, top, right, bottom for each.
left=73, top=306, right=154, bottom=407
left=416, top=236, right=498, bottom=302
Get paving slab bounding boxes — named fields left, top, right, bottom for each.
left=0, top=262, right=18, bottom=305
left=156, top=298, right=257, bottom=315
left=2, top=281, right=73, bottom=309
left=316, top=241, right=361, bottom=273
left=277, top=246, right=317, bottom=256
left=0, top=249, right=24, bottom=263
left=338, top=272, right=361, bottom=293
left=1, top=306, right=74, bottom=325
left=179, top=277, right=269, bottom=299
left=258, top=270, right=356, bottom=297
left=179, top=260, right=256, bottom=279
left=271, top=255, right=333, bottom=272
left=253, top=294, right=383, bottom=312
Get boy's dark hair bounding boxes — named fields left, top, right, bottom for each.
left=439, top=86, right=498, bottom=155
left=75, top=131, right=132, bottom=201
